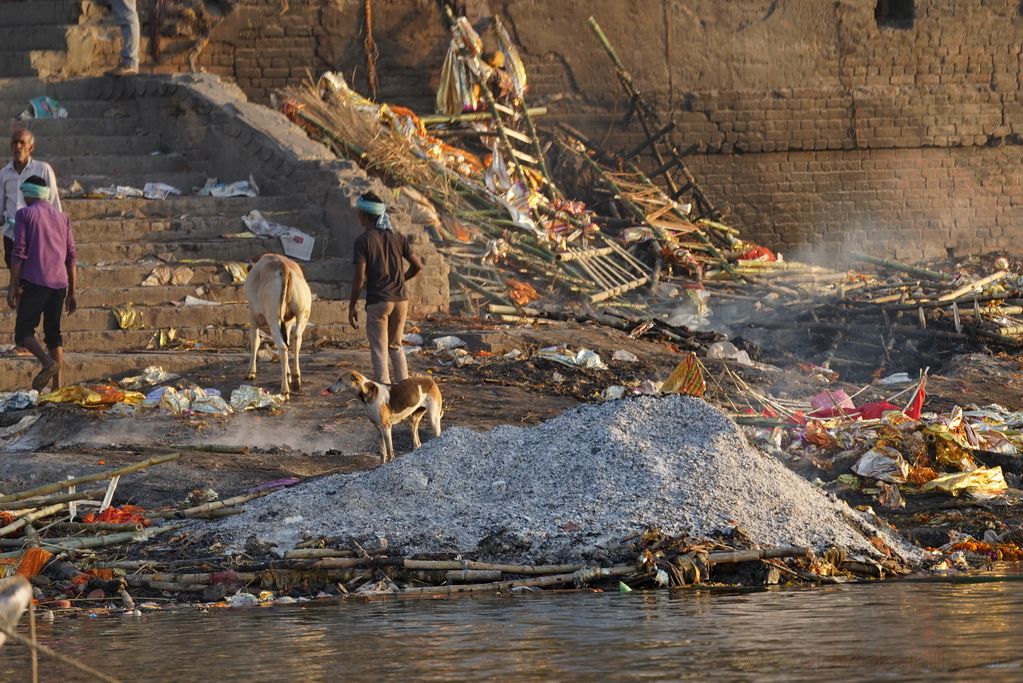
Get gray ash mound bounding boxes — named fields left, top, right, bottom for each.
left=217, top=395, right=920, bottom=565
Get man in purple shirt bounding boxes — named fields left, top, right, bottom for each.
left=6, top=176, right=77, bottom=391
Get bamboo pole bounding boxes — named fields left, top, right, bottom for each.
left=151, top=489, right=274, bottom=520
left=33, top=524, right=184, bottom=552
left=420, top=107, right=547, bottom=126
left=849, top=252, right=949, bottom=281
left=590, top=276, right=649, bottom=303
left=938, top=270, right=1008, bottom=301
left=399, top=564, right=636, bottom=595
left=705, top=547, right=811, bottom=565
left=51, top=521, right=146, bottom=534
left=0, top=488, right=105, bottom=512
left=556, top=246, right=616, bottom=262
left=0, top=453, right=180, bottom=505
left=0, top=504, right=65, bottom=538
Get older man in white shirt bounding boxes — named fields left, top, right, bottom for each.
left=1, top=129, right=61, bottom=269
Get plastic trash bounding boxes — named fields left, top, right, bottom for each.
left=705, top=341, right=753, bottom=366
left=142, top=183, right=183, bottom=200
left=189, top=393, right=232, bottom=416
left=612, top=350, right=639, bottom=363
left=537, top=346, right=607, bottom=370
left=877, top=482, right=905, bottom=509
left=603, top=385, right=627, bottom=401
left=433, top=335, right=467, bottom=350
left=141, top=265, right=194, bottom=287
left=112, top=304, right=145, bottom=330
left=197, top=175, right=259, bottom=198
left=810, top=389, right=856, bottom=415
left=922, top=466, right=1008, bottom=500
left=879, top=372, right=913, bottom=385
left=93, top=185, right=145, bottom=198
left=230, top=384, right=283, bottom=411
left=226, top=591, right=260, bottom=607
left=120, top=366, right=180, bottom=390
left=0, top=415, right=40, bottom=440
left=223, top=262, right=250, bottom=284
left=617, top=581, right=633, bottom=593
left=852, top=446, right=910, bottom=483
left=25, top=96, right=68, bottom=119
left=403, top=333, right=424, bottom=346
left=0, top=390, right=38, bottom=413
left=280, top=229, right=315, bottom=261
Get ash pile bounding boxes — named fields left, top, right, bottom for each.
left=217, top=395, right=921, bottom=568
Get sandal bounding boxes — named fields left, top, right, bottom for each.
left=32, top=363, right=59, bottom=392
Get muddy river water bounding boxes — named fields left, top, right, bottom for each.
left=2, top=576, right=1022, bottom=681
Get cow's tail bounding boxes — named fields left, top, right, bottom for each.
left=278, top=263, right=291, bottom=346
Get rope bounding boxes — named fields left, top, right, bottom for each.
left=363, top=0, right=379, bottom=100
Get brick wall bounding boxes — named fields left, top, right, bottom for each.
left=168, top=0, right=1023, bottom=260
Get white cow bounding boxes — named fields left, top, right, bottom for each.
left=244, top=253, right=312, bottom=396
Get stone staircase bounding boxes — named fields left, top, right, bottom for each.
left=0, top=1, right=450, bottom=392
left=0, top=75, right=367, bottom=391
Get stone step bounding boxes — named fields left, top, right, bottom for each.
left=65, top=172, right=211, bottom=194
left=47, top=152, right=199, bottom=179
left=75, top=237, right=293, bottom=265
left=64, top=321, right=350, bottom=355
left=13, top=117, right=145, bottom=139
left=0, top=326, right=358, bottom=390
left=69, top=211, right=322, bottom=242
left=34, top=134, right=169, bottom=158
left=0, top=299, right=346, bottom=333
left=0, top=98, right=147, bottom=120
left=60, top=195, right=314, bottom=221
left=0, top=1, right=84, bottom=28
left=0, top=26, right=71, bottom=53
left=74, top=281, right=345, bottom=308
left=0, top=258, right=351, bottom=288
left=0, top=50, right=37, bottom=77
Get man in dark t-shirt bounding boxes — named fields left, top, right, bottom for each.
left=348, top=192, right=422, bottom=384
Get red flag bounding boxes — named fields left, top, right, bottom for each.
left=904, top=375, right=927, bottom=420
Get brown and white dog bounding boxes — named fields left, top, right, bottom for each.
left=329, top=370, right=443, bottom=463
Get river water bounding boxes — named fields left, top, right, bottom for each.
left=3, top=577, right=1022, bottom=682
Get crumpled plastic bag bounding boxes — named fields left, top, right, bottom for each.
left=112, top=303, right=146, bottom=330
left=0, top=390, right=38, bottom=413
left=811, top=389, right=856, bottom=415
left=39, top=385, right=144, bottom=408
left=852, top=446, right=910, bottom=483
left=230, top=385, right=285, bottom=411
left=142, top=265, right=194, bottom=287
left=143, top=183, right=183, bottom=200
left=223, top=262, right=249, bottom=285
left=612, top=350, right=639, bottom=363
left=922, top=466, right=1008, bottom=499
left=537, top=346, right=607, bottom=370
left=705, top=341, right=753, bottom=366
left=197, top=175, right=259, bottom=198
left=190, top=392, right=232, bottom=416
left=0, top=414, right=40, bottom=440
left=242, top=210, right=315, bottom=262
left=92, top=185, right=144, bottom=198
left=433, top=335, right=466, bottom=351
left=22, top=96, right=68, bottom=119
left=144, top=386, right=229, bottom=415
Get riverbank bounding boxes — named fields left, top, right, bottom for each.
left=2, top=319, right=1022, bottom=606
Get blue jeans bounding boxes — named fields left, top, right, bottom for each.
left=111, top=0, right=139, bottom=69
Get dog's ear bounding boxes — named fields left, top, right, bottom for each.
left=363, top=382, right=379, bottom=404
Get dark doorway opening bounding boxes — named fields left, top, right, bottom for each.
left=875, top=0, right=914, bottom=29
